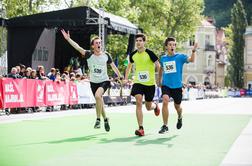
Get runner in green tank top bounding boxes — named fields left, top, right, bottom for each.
left=124, top=33, right=161, bottom=136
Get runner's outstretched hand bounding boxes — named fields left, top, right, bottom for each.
left=61, top=29, right=70, bottom=40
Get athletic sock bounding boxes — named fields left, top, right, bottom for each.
left=139, top=126, right=144, bottom=130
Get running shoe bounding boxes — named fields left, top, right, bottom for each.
left=104, top=118, right=110, bottom=132
left=158, top=125, right=168, bottom=134
left=154, top=103, right=160, bottom=116
left=135, top=129, right=145, bottom=136
left=176, top=117, right=182, bottom=129
left=94, top=119, right=101, bottom=129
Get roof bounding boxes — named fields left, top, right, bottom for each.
left=91, top=8, right=138, bottom=35
left=5, top=6, right=139, bottom=34
left=200, top=19, right=215, bottom=28
left=245, top=26, right=252, bottom=36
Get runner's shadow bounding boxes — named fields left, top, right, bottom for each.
left=13, top=133, right=107, bottom=146
left=99, top=134, right=178, bottom=147
left=47, top=133, right=107, bottom=144
left=99, top=135, right=142, bottom=144
left=135, top=135, right=178, bottom=146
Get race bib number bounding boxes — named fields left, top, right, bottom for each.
left=137, top=71, right=150, bottom=82
left=163, top=61, right=176, bottom=73
left=92, top=64, right=104, bottom=76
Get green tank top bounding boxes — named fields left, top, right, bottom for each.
left=130, top=49, right=157, bottom=86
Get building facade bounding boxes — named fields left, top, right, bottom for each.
left=244, top=26, right=252, bottom=89
left=215, top=28, right=227, bottom=87
left=182, top=19, right=217, bottom=87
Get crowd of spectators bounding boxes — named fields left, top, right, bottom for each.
left=0, top=64, right=133, bottom=115
left=1, top=64, right=91, bottom=84
left=1, top=64, right=251, bottom=115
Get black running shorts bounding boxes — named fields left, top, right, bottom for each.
left=161, top=86, right=183, bottom=104
left=90, top=81, right=111, bottom=96
left=131, top=83, right=155, bottom=102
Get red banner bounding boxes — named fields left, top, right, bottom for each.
left=34, top=80, right=46, bottom=107
left=1, top=78, right=27, bottom=108
left=45, top=81, right=69, bottom=106
left=0, top=78, right=80, bottom=108
left=69, top=81, right=78, bottom=105
left=0, top=80, right=3, bottom=109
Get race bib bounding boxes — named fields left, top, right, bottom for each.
left=163, top=61, right=176, bottom=73
left=137, top=71, right=150, bottom=82
left=92, top=64, right=104, bottom=76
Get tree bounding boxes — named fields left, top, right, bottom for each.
left=2, top=0, right=61, bottom=18
left=224, top=24, right=233, bottom=87
left=92, top=0, right=203, bottom=75
left=0, top=2, right=7, bottom=57
left=229, top=0, right=248, bottom=88
left=62, top=0, right=93, bottom=8
left=164, top=0, right=203, bottom=42
left=128, top=0, right=203, bottom=51
left=204, top=0, right=252, bottom=27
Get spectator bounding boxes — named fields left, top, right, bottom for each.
left=48, top=68, right=56, bottom=81
left=24, top=67, right=32, bottom=79
left=19, top=64, right=26, bottom=77
left=31, top=69, right=37, bottom=79
left=37, top=65, right=47, bottom=80
left=7, top=67, right=22, bottom=79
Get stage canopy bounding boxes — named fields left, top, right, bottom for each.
left=4, top=6, right=139, bottom=72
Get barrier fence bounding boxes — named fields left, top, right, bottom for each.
left=0, top=78, right=252, bottom=110
left=0, top=78, right=78, bottom=108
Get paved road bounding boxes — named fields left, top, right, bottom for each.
left=1, top=97, right=252, bottom=166
left=1, top=98, right=252, bottom=123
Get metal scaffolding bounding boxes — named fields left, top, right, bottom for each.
left=86, top=7, right=107, bottom=51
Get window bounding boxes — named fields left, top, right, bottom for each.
left=205, top=35, right=210, bottom=46
left=189, top=35, right=195, bottom=46
left=208, top=55, right=212, bottom=66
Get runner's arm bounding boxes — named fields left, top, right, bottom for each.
left=158, top=66, right=163, bottom=87
left=61, top=29, right=86, bottom=57
left=188, top=42, right=198, bottom=62
left=154, top=60, right=160, bottom=73
left=124, top=63, right=133, bottom=81
left=110, top=62, right=123, bottom=78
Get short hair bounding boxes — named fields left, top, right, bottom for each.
left=50, top=68, right=56, bottom=72
left=164, top=37, right=176, bottom=46
left=135, top=33, right=146, bottom=41
left=90, top=36, right=101, bottom=45
left=20, top=64, right=26, bottom=69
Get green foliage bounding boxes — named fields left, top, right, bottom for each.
left=204, top=0, right=252, bottom=27
left=229, top=0, right=248, bottom=88
left=224, top=75, right=231, bottom=87
left=164, top=0, right=204, bottom=42
left=0, top=27, right=7, bottom=56
left=106, top=35, right=129, bottom=76
left=2, top=0, right=61, bottom=18
left=93, top=0, right=203, bottom=74
left=63, top=0, right=94, bottom=8
left=223, top=24, right=233, bottom=87
left=1, top=0, right=204, bottom=77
